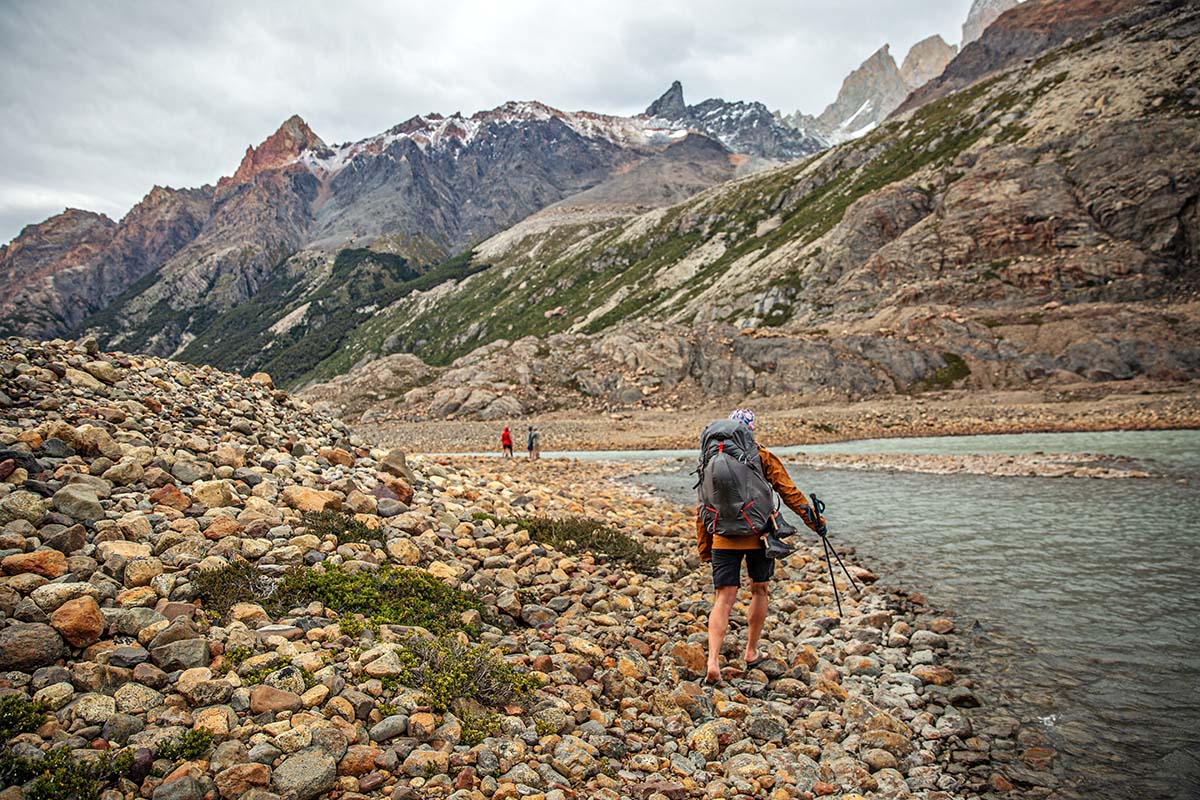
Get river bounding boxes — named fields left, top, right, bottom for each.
left=602, top=430, right=1200, bottom=800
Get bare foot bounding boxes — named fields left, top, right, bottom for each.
left=743, top=647, right=760, bottom=664
left=704, top=664, right=722, bottom=684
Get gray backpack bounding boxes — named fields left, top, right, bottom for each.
left=697, top=419, right=776, bottom=537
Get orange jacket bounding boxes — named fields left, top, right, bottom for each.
left=696, top=445, right=823, bottom=561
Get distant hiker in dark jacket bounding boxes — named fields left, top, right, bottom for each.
left=697, top=408, right=824, bottom=684
left=501, top=426, right=513, bottom=458
left=526, top=426, right=535, bottom=460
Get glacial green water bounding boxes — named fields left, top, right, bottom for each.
left=625, top=430, right=1200, bottom=800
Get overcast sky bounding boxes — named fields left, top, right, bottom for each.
left=0, top=0, right=974, bottom=245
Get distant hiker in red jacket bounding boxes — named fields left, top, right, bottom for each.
left=501, top=426, right=513, bottom=458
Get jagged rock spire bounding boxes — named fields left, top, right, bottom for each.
left=646, top=80, right=687, bottom=119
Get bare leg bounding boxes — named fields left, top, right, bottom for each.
left=744, top=581, right=769, bottom=663
left=706, top=585, right=738, bottom=682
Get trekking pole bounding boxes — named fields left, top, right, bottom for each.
left=808, top=493, right=861, bottom=617
left=820, top=532, right=845, bottom=617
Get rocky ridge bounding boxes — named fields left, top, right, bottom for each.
left=895, top=0, right=1145, bottom=116
left=0, top=337, right=1030, bottom=799
left=644, top=82, right=825, bottom=160
left=777, top=37, right=957, bottom=146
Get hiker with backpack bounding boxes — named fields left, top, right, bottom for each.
left=696, top=408, right=825, bottom=685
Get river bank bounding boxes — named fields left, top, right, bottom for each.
left=362, top=387, right=1200, bottom=454
left=0, top=338, right=1027, bottom=800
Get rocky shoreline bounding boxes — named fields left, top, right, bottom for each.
left=1, top=338, right=1043, bottom=799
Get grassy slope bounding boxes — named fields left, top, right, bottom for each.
left=175, top=249, right=487, bottom=387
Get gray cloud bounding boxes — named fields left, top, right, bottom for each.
left=0, top=0, right=972, bottom=244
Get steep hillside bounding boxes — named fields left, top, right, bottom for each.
left=962, top=0, right=1024, bottom=45
left=305, top=0, right=1200, bottom=419
left=897, top=0, right=1146, bottom=115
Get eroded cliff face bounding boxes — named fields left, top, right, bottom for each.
left=0, top=209, right=117, bottom=337
left=900, top=35, right=958, bottom=88
left=962, top=0, right=1023, bottom=45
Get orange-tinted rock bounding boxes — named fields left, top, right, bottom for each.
left=990, top=773, right=1014, bottom=792
left=280, top=486, right=341, bottom=512
left=913, top=664, right=955, bottom=686
left=250, top=685, right=302, bottom=714
left=215, top=763, right=271, bottom=799
left=671, top=641, right=707, bottom=676
left=2, top=549, right=68, bottom=578
left=338, top=745, right=381, bottom=776
left=319, top=447, right=354, bottom=467
left=204, top=516, right=242, bottom=540
left=50, top=596, right=105, bottom=648
left=150, top=484, right=192, bottom=511
left=384, top=477, right=414, bottom=505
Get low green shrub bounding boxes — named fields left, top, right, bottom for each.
left=475, top=514, right=660, bottom=574
left=338, top=614, right=366, bottom=637
left=192, top=560, right=273, bottom=621
left=393, top=635, right=541, bottom=712
left=459, top=710, right=501, bottom=746
left=219, top=646, right=253, bottom=673
left=155, top=728, right=214, bottom=762
left=0, top=694, right=46, bottom=740
left=0, top=747, right=133, bottom=800
left=301, top=509, right=376, bottom=544
left=268, top=565, right=483, bottom=634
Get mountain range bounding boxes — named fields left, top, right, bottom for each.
left=0, top=0, right=1008, bottom=360
left=2, top=0, right=1196, bottom=423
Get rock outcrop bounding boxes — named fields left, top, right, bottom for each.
left=899, top=35, right=958, bottom=88
left=0, top=210, right=116, bottom=335
left=962, top=0, right=1023, bottom=45
left=896, top=0, right=1148, bottom=116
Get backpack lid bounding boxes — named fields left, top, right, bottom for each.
left=699, top=418, right=759, bottom=468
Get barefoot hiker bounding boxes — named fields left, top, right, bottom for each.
left=696, top=409, right=825, bottom=684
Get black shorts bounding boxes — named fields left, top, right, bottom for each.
left=712, top=548, right=775, bottom=588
